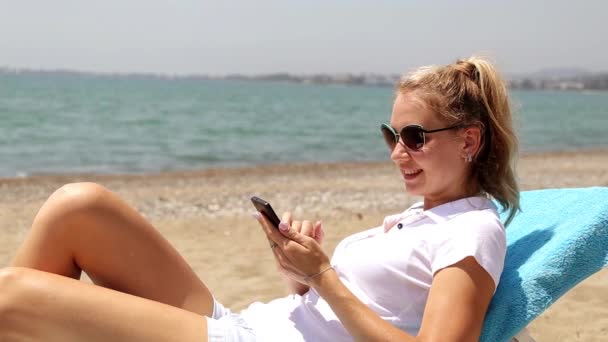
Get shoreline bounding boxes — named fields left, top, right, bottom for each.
left=3, top=148, right=608, bottom=184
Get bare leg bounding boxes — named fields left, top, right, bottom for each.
left=11, top=182, right=214, bottom=316
left=0, top=267, right=208, bottom=342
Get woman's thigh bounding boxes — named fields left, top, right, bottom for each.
left=0, top=267, right=208, bottom=342
left=11, top=182, right=214, bottom=316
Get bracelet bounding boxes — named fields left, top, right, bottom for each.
left=304, top=266, right=335, bottom=283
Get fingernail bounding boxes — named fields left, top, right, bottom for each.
left=278, top=221, right=289, bottom=232
left=251, top=212, right=261, bottom=220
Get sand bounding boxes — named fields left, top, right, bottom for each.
left=1, top=150, right=607, bottom=341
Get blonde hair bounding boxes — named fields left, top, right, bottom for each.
left=397, top=56, right=520, bottom=225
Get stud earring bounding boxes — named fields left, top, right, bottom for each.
left=463, top=154, right=473, bottom=163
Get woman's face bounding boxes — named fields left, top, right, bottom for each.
left=389, top=92, right=473, bottom=208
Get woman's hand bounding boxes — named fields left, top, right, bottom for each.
left=282, top=211, right=324, bottom=245
left=277, top=213, right=324, bottom=294
left=254, top=211, right=331, bottom=288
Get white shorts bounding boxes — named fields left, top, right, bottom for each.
left=206, top=299, right=257, bottom=342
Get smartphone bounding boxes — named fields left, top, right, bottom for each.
left=251, top=196, right=281, bottom=228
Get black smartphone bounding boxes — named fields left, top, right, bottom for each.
left=251, top=196, right=281, bottom=229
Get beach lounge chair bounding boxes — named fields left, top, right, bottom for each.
left=481, top=187, right=608, bottom=342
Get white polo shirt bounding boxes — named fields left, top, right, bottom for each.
left=241, top=196, right=506, bottom=341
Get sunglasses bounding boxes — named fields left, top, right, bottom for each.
left=380, top=123, right=465, bottom=151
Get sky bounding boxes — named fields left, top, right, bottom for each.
left=0, top=0, right=606, bottom=76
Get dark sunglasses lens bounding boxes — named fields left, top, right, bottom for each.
left=401, top=126, right=424, bottom=150
left=381, top=126, right=397, bottom=149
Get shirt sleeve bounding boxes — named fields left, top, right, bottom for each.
left=429, top=212, right=507, bottom=290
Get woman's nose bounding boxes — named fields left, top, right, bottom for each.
left=390, top=143, right=410, bottom=162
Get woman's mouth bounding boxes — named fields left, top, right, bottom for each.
left=401, top=168, right=423, bottom=180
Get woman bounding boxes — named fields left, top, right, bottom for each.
left=0, top=56, right=519, bottom=341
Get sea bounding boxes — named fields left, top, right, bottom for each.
left=1, top=72, right=607, bottom=178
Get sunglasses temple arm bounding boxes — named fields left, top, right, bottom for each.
left=423, top=124, right=463, bottom=133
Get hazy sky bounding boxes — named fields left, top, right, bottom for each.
left=0, top=0, right=605, bottom=75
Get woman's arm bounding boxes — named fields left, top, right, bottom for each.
left=310, top=256, right=495, bottom=342
left=257, top=215, right=496, bottom=342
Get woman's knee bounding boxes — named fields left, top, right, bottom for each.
left=29, top=182, right=115, bottom=241
left=51, top=182, right=111, bottom=209
left=39, top=182, right=113, bottom=220
left=0, top=267, right=28, bottom=328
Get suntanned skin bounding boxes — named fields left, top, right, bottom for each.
left=2, top=182, right=213, bottom=341
left=0, top=267, right=208, bottom=342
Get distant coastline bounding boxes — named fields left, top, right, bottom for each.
left=1, top=67, right=608, bottom=91
left=0, top=67, right=400, bottom=87
left=1, top=149, right=607, bottom=182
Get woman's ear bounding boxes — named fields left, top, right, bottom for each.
left=461, top=125, right=482, bottom=158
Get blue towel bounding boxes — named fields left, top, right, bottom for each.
left=481, top=187, right=608, bottom=342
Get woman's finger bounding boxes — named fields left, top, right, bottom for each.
left=281, top=212, right=292, bottom=227
left=291, top=220, right=302, bottom=233
left=278, top=221, right=314, bottom=247
left=313, top=221, right=325, bottom=243
left=253, top=211, right=289, bottom=245
left=300, top=220, right=314, bottom=238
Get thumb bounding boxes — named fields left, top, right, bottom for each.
left=278, top=221, right=310, bottom=245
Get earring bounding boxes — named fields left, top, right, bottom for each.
left=463, top=154, right=473, bottom=163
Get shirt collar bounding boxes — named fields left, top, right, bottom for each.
left=383, top=196, right=496, bottom=232
left=420, top=196, right=496, bottom=223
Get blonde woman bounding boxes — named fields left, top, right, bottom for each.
left=0, top=56, right=519, bottom=341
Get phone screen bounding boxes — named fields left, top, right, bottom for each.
left=251, top=196, right=281, bottom=228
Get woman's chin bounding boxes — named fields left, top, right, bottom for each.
left=403, top=174, right=425, bottom=195
left=403, top=183, right=424, bottom=196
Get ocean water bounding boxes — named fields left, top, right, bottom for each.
left=1, top=72, right=607, bottom=177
